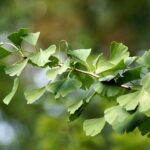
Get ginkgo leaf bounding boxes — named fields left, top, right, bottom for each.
left=137, top=50, right=150, bottom=66
left=117, top=67, right=141, bottom=84
left=22, top=32, right=40, bottom=46
left=117, top=91, right=140, bottom=111
left=83, top=117, right=105, bottom=136
left=68, top=100, right=83, bottom=115
left=46, top=60, right=70, bottom=80
left=138, top=117, right=150, bottom=136
left=113, top=112, right=145, bottom=134
left=94, top=81, right=123, bottom=97
left=93, top=53, right=126, bottom=74
left=104, top=106, right=129, bottom=125
left=141, top=72, right=150, bottom=93
left=29, top=45, right=56, bottom=67
left=138, top=90, right=150, bottom=112
left=3, top=77, right=19, bottom=105
left=46, top=78, right=82, bottom=98
left=8, top=28, right=28, bottom=46
left=0, top=46, right=11, bottom=59
left=24, top=87, right=46, bottom=104
left=68, top=89, right=96, bottom=121
left=5, top=59, right=28, bottom=76
left=109, top=41, right=129, bottom=65
left=125, top=56, right=137, bottom=66
left=117, top=88, right=150, bottom=113
left=68, top=48, right=91, bottom=63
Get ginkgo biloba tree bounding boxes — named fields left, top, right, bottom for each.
left=0, top=28, right=150, bottom=137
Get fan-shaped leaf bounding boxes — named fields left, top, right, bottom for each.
left=137, top=50, right=150, bottom=66
left=5, top=59, right=28, bottom=76
left=47, top=78, right=82, bottom=98
left=83, top=118, right=105, bottom=136
left=109, top=41, right=129, bottom=64
left=68, top=48, right=91, bottom=63
left=24, top=87, right=46, bottom=104
left=8, top=28, right=28, bottom=46
left=22, top=32, right=40, bottom=46
left=29, top=45, right=56, bottom=67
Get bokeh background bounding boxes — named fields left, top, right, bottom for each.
left=0, top=0, right=150, bottom=150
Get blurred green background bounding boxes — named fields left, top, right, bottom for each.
left=1, top=0, right=150, bottom=150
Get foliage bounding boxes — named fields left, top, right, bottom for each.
left=1, top=28, right=150, bottom=137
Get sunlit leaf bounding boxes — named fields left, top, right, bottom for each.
left=83, top=118, right=105, bottom=136
left=109, top=41, right=129, bottom=64
left=137, top=50, right=150, bottom=66
left=117, top=91, right=140, bottom=111
left=68, top=48, right=91, bottom=63
left=104, top=106, right=129, bottom=125
left=5, top=59, right=28, bottom=76
left=22, top=32, right=40, bottom=46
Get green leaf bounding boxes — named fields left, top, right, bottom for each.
left=24, top=87, right=46, bottom=104
left=0, top=64, right=5, bottom=73
left=3, top=77, right=19, bottom=105
left=8, top=28, right=28, bottom=46
left=46, top=67, right=61, bottom=81
left=94, top=81, right=124, bottom=97
left=68, top=89, right=96, bottom=121
left=104, top=106, right=129, bottom=125
left=46, top=56, right=59, bottom=67
left=68, top=100, right=84, bottom=115
left=109, top=41, right=129, bottom=64
left=22, top=32, right=40, bottom=46
left=29, top=45, right=56, bottom=67
left=93, top=53, right=126, bottom=74
left=137, top=50, right=150, bottom=66
left=117, top=89, right=150, bottom=113
left=117, top=91, right=140, bottom=111
left=117, top=67, right=141, bottom=84
left=68, top=48, right=91, bottom=63
left=113, top=112, right=145, bottom=134
left=83, top=118, right=105, bottom=136
left=138, top=90, right=150, bottom=113
left=46, top=78, right=82, bottom=98
left=125, top=56, right=137, bottom=66
left=141, top=72, right=150, bottom=93
left=138, top=117, right=150, bottom=136
left=5, top=59, right=28, bottom=76
left=46, top=60, right=69, bottom=80
left=104, top=106, right=142, bottom=133
left=0, top=46, right=11, bottom=59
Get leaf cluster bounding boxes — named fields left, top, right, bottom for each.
left=1, top=28, right=150, bottom=137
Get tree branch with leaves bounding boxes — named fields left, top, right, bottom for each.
left=1, top=28, right=150, bottom=137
